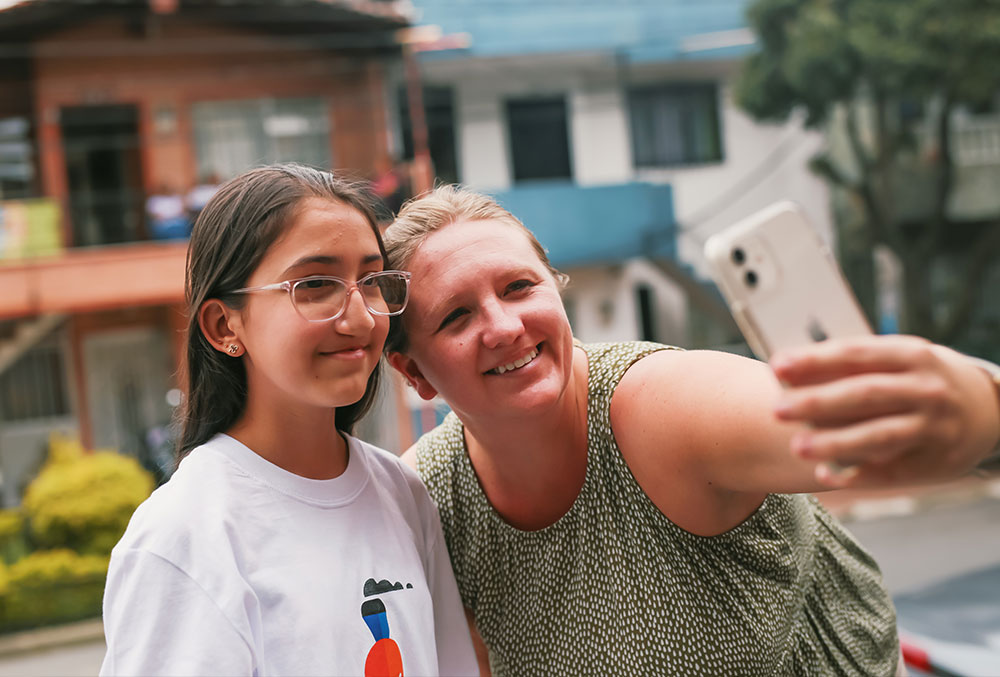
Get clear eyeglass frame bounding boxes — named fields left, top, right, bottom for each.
left=228, top=270, right=411, bottom=323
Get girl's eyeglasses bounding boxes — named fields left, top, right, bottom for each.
left=229, top=271, right=411, bottom=322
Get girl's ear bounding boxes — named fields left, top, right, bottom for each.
left=198, top=299, right=244, bottom=357
left=388, top=352, right=438, bottom=401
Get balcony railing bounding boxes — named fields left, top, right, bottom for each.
left=951, top=118, right=1000, bottom=167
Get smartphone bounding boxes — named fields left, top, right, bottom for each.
left=703, top=202, right=872, bottom=361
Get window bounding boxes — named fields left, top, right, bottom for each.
left=635, top=285, right=657, bottom=342
left=506, top=97, right=572, bottom=182
left=629, top=83, right=723, bottom=167
left=0, top=339, right=70, bottom=422
left=0, top=117, right=32, bottom=199
left=191, top=98, right=331, bottom=180
left=398, top=86, right=459, bottom=185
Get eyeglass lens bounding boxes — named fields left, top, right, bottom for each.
left=291, top=274, right=408, bottom=321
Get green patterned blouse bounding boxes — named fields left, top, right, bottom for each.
left=415, top=342, right=899, bottom=676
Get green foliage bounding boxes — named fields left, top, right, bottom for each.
left=0, top=510, right=23, bottom=545
left=0, top=549, right=108, bottom=631
left=22, top=435, right=154, bottom=556
left=737, top=0, right=1000, bottom=126
left=736, top=0, right=1000, bottom=343
left=0, top=510, right=27, bottom=565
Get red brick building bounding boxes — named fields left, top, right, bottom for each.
left=0, top=0, right=409, bottom=502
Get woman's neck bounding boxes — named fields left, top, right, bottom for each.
left=462, top=346, right=590, bottom=530
left=227, top=395, right=348, bottom=480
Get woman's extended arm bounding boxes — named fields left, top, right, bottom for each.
left=610, top=335, right=1000, bottom=534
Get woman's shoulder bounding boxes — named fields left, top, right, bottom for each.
left=411, top=413, right=466, bottom=490
left=584, top=340, right=684, bottom=391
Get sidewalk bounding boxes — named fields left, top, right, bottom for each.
left=817, top=468, right=1000, bottom=523
left=0, top=618, right=103, bottom=658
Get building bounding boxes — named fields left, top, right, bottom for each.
left=0, top=0, right=408, bottom=504
left=394, top=0, right=835, bottom=351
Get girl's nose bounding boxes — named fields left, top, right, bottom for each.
left=335, top=286, right=376, bottom=333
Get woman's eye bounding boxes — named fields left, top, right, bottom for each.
left=505, top=279, right=535, bottom=294
left=438, top=308, right=468, bottom=331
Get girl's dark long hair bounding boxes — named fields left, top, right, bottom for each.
left=177, top=163, right=386, bottom=461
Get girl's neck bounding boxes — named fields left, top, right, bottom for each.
left=227, top=395, right=348, bottom=480
left=462, top=345, right=590, bottom=530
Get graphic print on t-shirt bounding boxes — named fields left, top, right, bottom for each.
left=361, top=577, right=414, bottom=677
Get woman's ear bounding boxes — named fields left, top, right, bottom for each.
left=388, top=352, right=438, bottom=401
left=198, top=298, right=245, bottom=357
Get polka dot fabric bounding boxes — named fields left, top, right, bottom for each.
left=416, top=342, right=899, bottom=676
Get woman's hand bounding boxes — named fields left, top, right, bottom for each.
left=772, top=335, right=1000, bottom=488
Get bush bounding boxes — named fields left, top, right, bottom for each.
left=0, top=510, right=26, bottom=564
left=0, top=549, right=108, bottom=631
left=22, top=435, right=154, bottom=556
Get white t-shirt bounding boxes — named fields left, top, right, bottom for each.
left=100, top=433, right=478, bottom=677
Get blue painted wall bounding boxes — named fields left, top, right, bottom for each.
left=488, top=182, right=675, bottom=268
left=413, top=0, right=753, bottom=62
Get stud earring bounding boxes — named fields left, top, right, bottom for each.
left=227, top=344, right=239, bottom=355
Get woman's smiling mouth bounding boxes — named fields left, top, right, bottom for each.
left=487, top=347, right=540, bottom=375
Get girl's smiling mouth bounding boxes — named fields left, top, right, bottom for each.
left=320, top=345, right=368, bottom=359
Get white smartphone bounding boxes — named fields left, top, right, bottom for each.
left=704, top=202, right=872, bottom=361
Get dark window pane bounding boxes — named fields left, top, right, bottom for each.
left=636, top=285, right=657, bottom=342
left=0, top=342, right=69, bottom=422
left=507, top=97, right=572, bottom=182
left=399, top=86, right=459, bottom=185
left=629, top=83, right=723, bottom=167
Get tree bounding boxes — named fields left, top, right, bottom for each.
left=736, top=0, right=1000, bottom=344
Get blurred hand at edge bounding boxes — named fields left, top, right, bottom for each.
left=771, top=335, right=1000, bottom=489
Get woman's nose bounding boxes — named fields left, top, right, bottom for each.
left=480, top=302, right=524, bottom=349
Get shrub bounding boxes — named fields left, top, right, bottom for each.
left=0, top=549, right=108, bottom=631
left=0, top=510, right=26, bottom=564
left=22, top=435, right=154, bottom=556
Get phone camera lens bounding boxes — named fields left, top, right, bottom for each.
left=731, top=248, right=746, bottom=265
left=745, top=270, right=758, bottom=288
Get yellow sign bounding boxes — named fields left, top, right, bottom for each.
left=0, top=199, right=62, bottom=260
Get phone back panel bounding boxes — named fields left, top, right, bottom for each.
left=704, top=202, right=871, bottom=360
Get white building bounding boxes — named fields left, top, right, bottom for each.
left=394, top=0, right=833, bottom=351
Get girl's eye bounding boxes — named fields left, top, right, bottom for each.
left=438, top=308, right=468, bottom=331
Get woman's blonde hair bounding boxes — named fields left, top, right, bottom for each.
left=383, top=184, right=568, bottom=353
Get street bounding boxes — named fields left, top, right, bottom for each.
left=846, top=494, right=1000, bottom=595
left=0, top=496, right=996, bottom=676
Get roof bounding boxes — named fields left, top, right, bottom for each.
left=409, top=0, right=755, bottom=63
left=0, top=0, right=411, bottom=45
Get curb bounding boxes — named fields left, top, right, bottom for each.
left=0, top=618, right=104, bottom=657
left=819, top=476, right=1000, bottom=524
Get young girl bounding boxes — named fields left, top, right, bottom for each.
left=100, top=165, right=478, bottom=677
